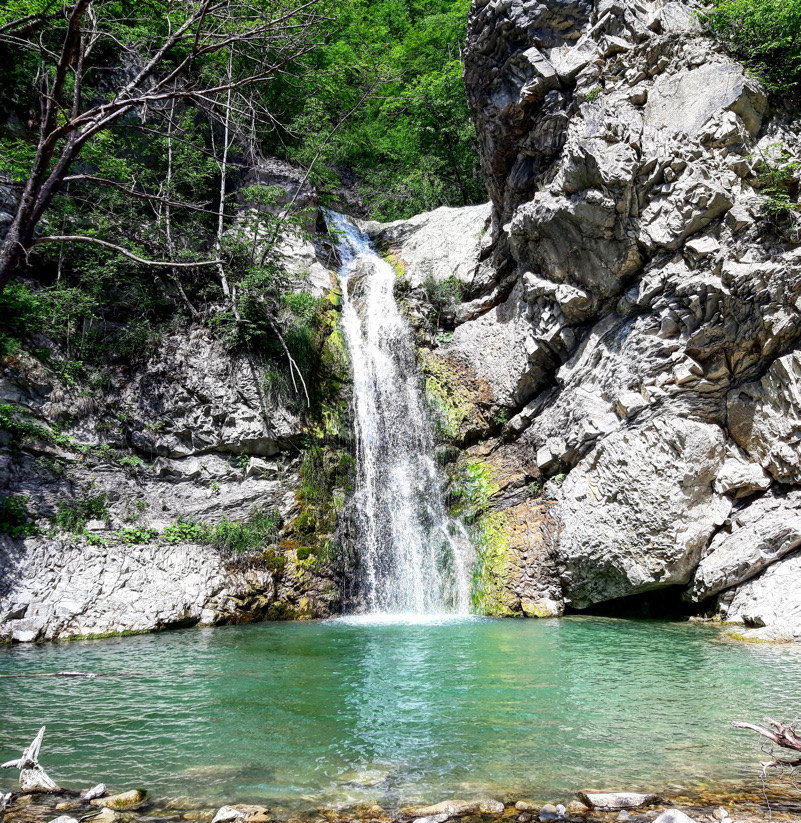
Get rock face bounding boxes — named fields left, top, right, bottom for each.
left=1, top=185, right=345, bottom=642
left=369, top=0, right=801, bottom=631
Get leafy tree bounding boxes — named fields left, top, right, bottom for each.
left=702, top=0, right=801, bottom=92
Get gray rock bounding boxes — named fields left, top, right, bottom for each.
left=721, top=550, right=801, bottom=639
left=576, top=792, right=658, bottom=811
left=91, top=790, right=146, bottom=810
left=212, top=807, right=245, bottom=823
left=555, top=418, right=730, bottom=607
left=687, top=490, right=801, bottom=601
left=83, top=783, right=107, bottom=801
left=644, top=61, right=766, bottom=137
left=375, top=203, right=492, bottom=289
left=728, top=351, right=801, bottom=485
left=539, top=804, right=559, bottom=821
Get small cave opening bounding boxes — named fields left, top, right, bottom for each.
left=564, top=585, right=714, bottom=621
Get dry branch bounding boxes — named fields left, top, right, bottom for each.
left=733, top=718, right=801, bottom=769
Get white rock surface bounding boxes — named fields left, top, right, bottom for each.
left=688, top=491, right=801, bottom=602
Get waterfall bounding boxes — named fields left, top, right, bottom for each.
left=326, top=211, right=473, bottom=616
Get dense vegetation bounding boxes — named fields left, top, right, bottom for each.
left=0, top=0, right=481, bottom=409
left=277, top=0, right=484, bottom=220
left=703, top=0, right=801, bottom=93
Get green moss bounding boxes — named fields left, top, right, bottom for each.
left=296, top=546, right=312, bottom=561
left=471, top=511, right=515, bottom=616
left=421, top=353, right=472, bottom=440
left=448, top=459, right=499, bottom=520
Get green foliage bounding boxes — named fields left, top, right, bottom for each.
left=273, top=0, right=483, bottom=220
left=117, top=525, right=158, bottom=544
left=471, top=511, right=514, bottom=616
left=584, top=86, right=602, bottom=102
left=162, top=507, right=282, bottom=553
left=55, top=492, right=108, bottom=534
left=162, top=517, right=208, bottom=544
left=421, top=275, right=466, bottom=318
left=753, top=143, right=800, bottom=225
left=448, top=460, right=499, bottom=520
left=0, top=403, right=50, bottom=444
left=0, top=282, right=46, bottom=356
left=0, top=494, right=38, bottom=538
left=701, top=0, right=801, bottom=91
left=296, top=546, right=312, bottom=561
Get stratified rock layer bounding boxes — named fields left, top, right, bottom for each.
left=364, top=0, right=801, bottom=632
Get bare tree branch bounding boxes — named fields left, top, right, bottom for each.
left=31, top=235, right=221, bottom=267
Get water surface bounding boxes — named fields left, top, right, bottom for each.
left=1, top=617, right=797, bottom=812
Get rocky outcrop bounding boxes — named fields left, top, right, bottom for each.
left=719, top=550, right=801, bottom=641
left=372, top=0, right=801, bottom=632
left=1, top=188, right=346, bottom=641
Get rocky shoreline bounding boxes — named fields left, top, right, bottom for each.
left=4, top=781, right=800, bottom=823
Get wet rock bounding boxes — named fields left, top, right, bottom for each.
left=412, top=814, right=449, bottom=823
left=564, top=802, right=588, bottom=815
left=539, top=805, right=559, bottom=821
left=212, top=807, right=244, bottom=823
left=521, top=598, right=563, bottom=618
left=49, top=817, right=78, bottom=823
left=518, top=814, right=533, bottom=823
left=576, top=792, right=659, bottom=811
left=211, top=805, right=270, bottom=823
left=91, top=808, right=119, bottom=823
left=404, top=800, right=504, bottom=820
left=91, top=790, right=146, bottom=810
left=515, top=802, right=537, bottom=812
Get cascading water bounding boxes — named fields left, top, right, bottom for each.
left=326, top=211, right=473, bottom=616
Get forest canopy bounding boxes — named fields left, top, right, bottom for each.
left=0, top=0, right=484, bottom=404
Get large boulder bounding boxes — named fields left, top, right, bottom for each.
left=553, top=418, right=729, bottom=607
left=728, top=351, right=801, bottom=485
left=721, top=550, right=801, bottom=641
left=686, top=490, right=801, bottom=602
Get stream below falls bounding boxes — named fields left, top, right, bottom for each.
left=2, top=616, right=799, bottom=813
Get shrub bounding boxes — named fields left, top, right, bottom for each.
left=0, top=403, right=50, bottom=444
left=0, top=494, right=38, bottom=538
left=162, top=507, right=281, bottom=553
left=753, top=143, right=800, bottom=224
left=117, top=526, right=158, bottom=544
left=55, top=492, right=108, bottom=533
left=421, top=275, right=466, bottom=316
left=701, top=0, right=801, bottom=92
left=0, top=282, right=45, bottom=356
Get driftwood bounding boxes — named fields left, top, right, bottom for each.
left=733, top=718, right=801, bottom=769
left=0, top=726, right=60, bottom=793
left=1, top=792, right=11, bottom=823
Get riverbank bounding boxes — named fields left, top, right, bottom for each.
left=4, top=783, right=801, bottom=823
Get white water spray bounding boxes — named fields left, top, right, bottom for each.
left=327, top=211, right=473, bottom=616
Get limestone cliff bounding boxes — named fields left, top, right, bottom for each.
left=0, top=162, right=351, bottom=642
left=380, top=0, right=801, bottom=639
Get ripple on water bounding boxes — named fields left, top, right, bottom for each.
left=2, top=617, right=801, bottom=813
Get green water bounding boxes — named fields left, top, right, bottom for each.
left=1, top=616, right=798, bottom=812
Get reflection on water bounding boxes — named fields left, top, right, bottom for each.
left=2, top=617, right=800, bottom=812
